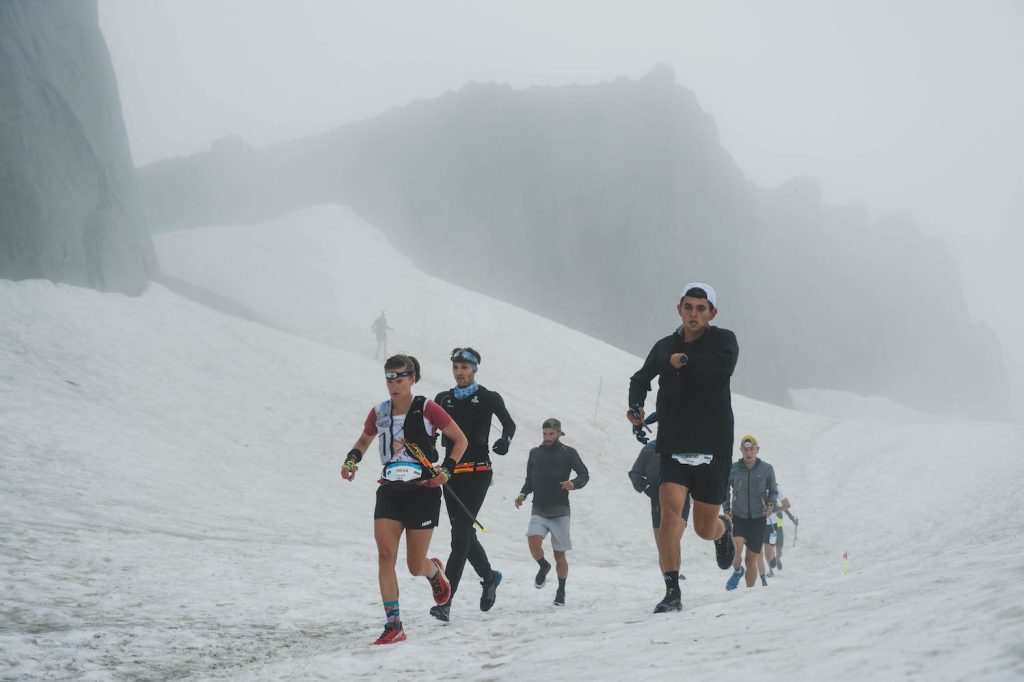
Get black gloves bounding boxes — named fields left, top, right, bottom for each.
left=492, top=437, right=510, bottom=455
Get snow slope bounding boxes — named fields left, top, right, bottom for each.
left=2, top=204, right=1021, bottom=680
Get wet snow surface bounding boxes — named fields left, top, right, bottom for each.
left=2, top=206, right=1022, bottom=680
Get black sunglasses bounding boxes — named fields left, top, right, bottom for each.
left=385, top=370, right=415, bottom=381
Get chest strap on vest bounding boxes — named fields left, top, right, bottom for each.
left=453, top=461, right=492, bottom=474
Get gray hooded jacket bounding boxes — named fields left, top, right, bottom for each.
left=724, top=458, right=778, bottom=519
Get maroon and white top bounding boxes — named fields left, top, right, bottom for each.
left=363, top=398, right=451, bottom=465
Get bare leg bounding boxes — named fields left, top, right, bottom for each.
left=404, top=528, right=436, bottom=577
left=553, top=550, right=568, bottom=579
left=744, top=548, right=759, bottom=587
left=732, top=536, right=745, bottom=572
left=528, top=535, right=545, bottom=562
left=374, top=519, right=404, bottom=602
left=657, top=483, right=687, bottom=573
left=691, top=501, right=727, bottom=540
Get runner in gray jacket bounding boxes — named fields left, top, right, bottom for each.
left=723, top=435, right=778, bottom=589
left=515, top=418, right=589, bottom=606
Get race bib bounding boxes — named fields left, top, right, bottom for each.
left=671, top=453, right=713, bottom=467
left=383, top=461, right=424, bottom=482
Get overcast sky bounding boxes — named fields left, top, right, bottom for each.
left=99, top=0, right=1024, bottom=416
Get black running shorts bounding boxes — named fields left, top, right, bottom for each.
left=732, top=516, right=766, bottom=553
left=763, top=523, right=784, bottom=548
left=650, top=494, right=692, bottom=529
left=374, top=484, right=442, bottom=529
left=658, top=453, right=727, bottom=505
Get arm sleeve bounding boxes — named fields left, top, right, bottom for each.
left=520, top=451, right=534, bottom=496
left=569, top=449, right=590, bottom=490
left=683, top=329, right=739, bottom=376
left=423, top=399, right=453, bottom=431
left=628, top=342, right=665, bottom=408
left=492, top=393, right=517, bottom=441
left=362, top=408, right=378, bottom=437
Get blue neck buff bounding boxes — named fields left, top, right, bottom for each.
left=453, top=382, right=480, bottom=400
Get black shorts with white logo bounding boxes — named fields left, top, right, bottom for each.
left=732, top=516, right=766, bottom=553
left=374, top=483, right=442, bottom=529
left=658, top=452, right=728, bottom=505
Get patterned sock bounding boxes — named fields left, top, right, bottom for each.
left=663, top=571, right=680, bottom=593
left=383, top=600, right=400, bottom=625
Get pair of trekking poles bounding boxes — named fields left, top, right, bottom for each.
left=399, top=439, right=488, bottom=533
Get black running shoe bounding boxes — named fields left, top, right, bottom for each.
left=535, top=559, right=551, bottom=589
left=760, top=575, right=768, bottom=587
left=654, top=589, right=682, bottom=613
left=429, top=603, right=450, bottom=622
left=553, top=588, right=565, bottom=606
left=715, top=515, right=736, bottom=569
left=480, top=570, right=502, bottom=612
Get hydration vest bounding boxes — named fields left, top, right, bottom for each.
left=375, top=395, right=439, bottom=465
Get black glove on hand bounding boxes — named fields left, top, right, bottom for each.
left=492, top=437, right=510, bottom=455
left=633, top=424, right=649, bottom=444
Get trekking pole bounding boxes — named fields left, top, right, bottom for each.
left=785, top=510, right=798, bottom=546
left=442, top=484, right=488, bottom=534
left=628, top=407, right=651, bottom=444
left=399, top=439, right=488, bottom=533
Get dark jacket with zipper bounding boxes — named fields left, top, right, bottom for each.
left=724, top=458, right=778, bottom=519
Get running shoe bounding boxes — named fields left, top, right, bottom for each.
left=429, top=603, right=450, bottom=622
left=427, top=558, right=451, bottom=605
left=535, top=559, right=551, bottom=589
left=715, top=515, right=736, bottom=569
left=654, top=589, right=682, bottom=613
left=726, top=567, right=744, bottom=591
left=480, top=570, right=502, bottom=612
left=372, top=621, right=406, bottom=645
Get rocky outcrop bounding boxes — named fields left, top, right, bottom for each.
left=138, top=66, right=1007, bottom=418
left=0, top=1, right=155, bottom=294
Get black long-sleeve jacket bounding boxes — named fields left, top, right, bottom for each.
left=435, top=385, right=516, bottom=467
left=628, top=326, right=738, bottom=457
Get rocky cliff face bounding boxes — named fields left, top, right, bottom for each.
left=0, top=1, right=155, bottom=294
left=137, top=66, right=1007, bottom=418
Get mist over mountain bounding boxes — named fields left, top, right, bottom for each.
left=0, top=1, right=155, bottom=294
left=138, top=65, right=1006, bottom=418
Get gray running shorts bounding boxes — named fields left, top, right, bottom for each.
left=526, top=513, right=572, bottom=551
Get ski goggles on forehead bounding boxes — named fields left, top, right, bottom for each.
left=450, top=349, right=480, bottom=365
left=384, top=370, right=415, bottom=380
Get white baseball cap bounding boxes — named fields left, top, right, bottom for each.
left=679, top=282, right=717, bottom=308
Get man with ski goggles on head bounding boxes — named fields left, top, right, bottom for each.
left=429, top=347, right=517, bottom=623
